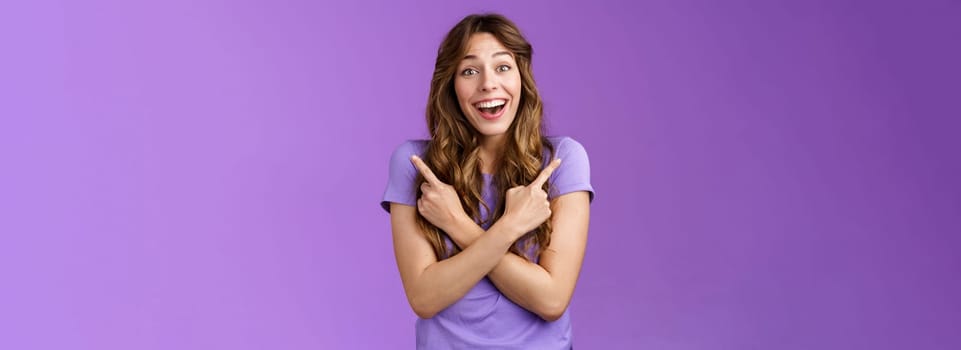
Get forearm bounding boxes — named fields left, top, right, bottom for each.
left=447, top=218, right=562, bottom=320
left=407, top=222, right=518, bottom=318
left=488, top=252, right=562, bottom=320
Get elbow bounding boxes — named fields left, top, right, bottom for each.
left=536, top=300, right=569, bottom=322
left=413, top=307, right=438, bottom=319
left=538, top=309, right=565, bottom=322
left=409, top=296, right=440, bottom=319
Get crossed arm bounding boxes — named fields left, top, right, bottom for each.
left=443, top=191, right=589, bottom=321
left=390, top=156, right=590, bottom=321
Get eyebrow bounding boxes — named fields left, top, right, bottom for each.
left=463, top=51, right=513, bottom=61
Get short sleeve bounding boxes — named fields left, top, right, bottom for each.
left=380, top=140, right=424, bottom=213
left=547, top=137, right=595, bottom=203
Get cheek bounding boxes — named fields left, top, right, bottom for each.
left=454, top=79, right=473, bottom=107
left=507, top=73, right=522, bottom=96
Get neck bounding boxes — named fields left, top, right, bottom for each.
left=478, top=134, right=507, bottom=174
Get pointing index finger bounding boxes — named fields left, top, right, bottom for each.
left=410, top=155, right=441, bottom=185
left=530, top=158, right=562, bottom=188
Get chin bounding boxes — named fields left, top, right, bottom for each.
left=471, top=122, right=511, bottom=138
left=479, top=129, right=509, bottom=137
left=468, top=115, right=516, bottom=139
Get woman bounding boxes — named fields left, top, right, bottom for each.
left=380, top=13, right=594, bottom=349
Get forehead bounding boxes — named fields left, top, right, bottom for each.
left=463, top=33, right=512, bottom=58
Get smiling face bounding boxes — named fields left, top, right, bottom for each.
left=454, top=33, right=522, bottom=142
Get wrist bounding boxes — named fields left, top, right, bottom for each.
left=449, top=213, right=474, bottom=231
left=491, top=215, right=524, bottom=241
left=441, top=213, right=470, bottom=237
left=444, top=214, right=482, bottom=249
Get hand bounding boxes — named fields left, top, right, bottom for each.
left=411, top=155, right=469, bottom=233
left=501, top=158, right=562, bottom=238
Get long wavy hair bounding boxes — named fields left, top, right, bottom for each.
left=415, top=13, right=555, bottom=262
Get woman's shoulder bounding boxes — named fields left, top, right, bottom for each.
left=544, top=136, right=594, bottom=201
left=389, top=139, right=430, bottom=160
left=386, top=139, right=430, bottom=179
left=545, top=136, right=589, bottom=157
left=391, top=137, right=588, bottom=161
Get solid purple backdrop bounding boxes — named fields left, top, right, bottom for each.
left=1, top=0, right=959, bottom=349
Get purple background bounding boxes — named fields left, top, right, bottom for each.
left=2, top=0, right=959, bottom=349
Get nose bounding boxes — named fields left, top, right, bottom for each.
left=479, top=70, right=498, bottom=92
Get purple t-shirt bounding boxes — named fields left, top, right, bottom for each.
left=381, top=136, right=594, bottom=349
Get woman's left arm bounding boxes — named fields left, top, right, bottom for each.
left=445, top=190, right=590, bottom=322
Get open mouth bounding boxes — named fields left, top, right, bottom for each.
left=473, top=99, right=507, bottom=119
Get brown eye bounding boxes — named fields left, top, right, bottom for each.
left=497, top=65, right=511, bottom=72
left=461, top=68, right=478, bottom=76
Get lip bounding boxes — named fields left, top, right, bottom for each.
left=473, top=98, right=509, bottom=121
left=478, top=105, right=506, bottom=120
left=472, top=97, right=509, bottom=105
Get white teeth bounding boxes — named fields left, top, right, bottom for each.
left=474, top=99, right=506, bottom=108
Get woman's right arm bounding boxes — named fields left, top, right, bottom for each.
left=390, top=203, right=521, bottom=318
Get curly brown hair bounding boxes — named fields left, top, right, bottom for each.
left=415, top=13, right=555, bottom=261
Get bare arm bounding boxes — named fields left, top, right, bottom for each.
left=390, top=201, right=525, bottom=319
left=445, top=191, right=590, bottom=321
left=410, top=155, right=588, bottom=321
